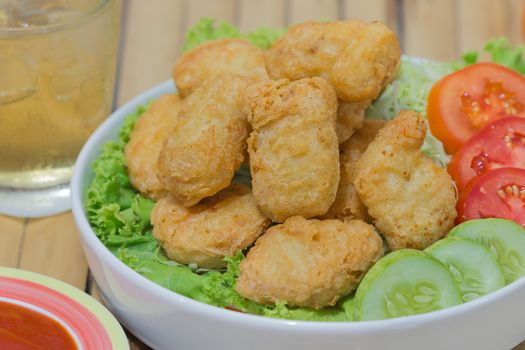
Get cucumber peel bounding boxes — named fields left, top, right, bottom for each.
left=449, top=219, right=525, bottom=284
left=354, top=250, right=461, bottom=321
left=425, top=237, right=505, bottom=302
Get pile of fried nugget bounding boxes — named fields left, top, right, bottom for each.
left=125, top=20, right=458, bottom=310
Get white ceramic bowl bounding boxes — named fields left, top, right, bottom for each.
left=72, top=80, right=525, bottom=350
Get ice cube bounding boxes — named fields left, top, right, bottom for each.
left=0, top=44, right=37, bottom=105
left=0, top=0, right=102, bottom=28
left=47, top=36, right=88, bottom=102
left=50, top=62, right=85, bottom=102
left=8, top=0, right=77, bottom=28
left=0, top=8, right=9, bottom=27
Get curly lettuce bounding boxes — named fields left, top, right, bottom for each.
left=463, top=37, right=525, bottom=73
left=183, top=17, right=284, bottom=51
left=85, top=104, right=352, bottom=321
left=88, top=18, right=525, bottom=322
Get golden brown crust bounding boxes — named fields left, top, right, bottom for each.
left=151, top=184, right=271, bottom=269
left=336, top=100, right=370, bottom=144
left=243, top=77, right=340, bottom=222
left=347, top=119, right=387, bottom=152
left=157, top=75, right=252, bottom=206
left=173, top=39, right=268, bottom=98
left=125, top=94, right=181, bottom=200
left=353, top=111, right=457, bottom=250
left=323, top=119, right=386, bottom=221
left=265, top=20, right=401, bottom=103
left=235, top=216, right=384, bottom=309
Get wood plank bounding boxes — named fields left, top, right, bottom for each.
left=506, top=0, right=525, bottom=45
left=288, top=0, right=339, bottom=23
left=343, top=0, right=399, bottom=35
left=128, top=332, right=151, bottom=350
left=456, top=0, right=507, bottom=54
left=116, top=0, right=184, bottom=106
left=237, top=0, right=286, bottom=31
left=343, top=0, right=390, bottom=22
left=19, top=212, right=88, bottom=289
left=0, top=215, right=25, bottom=268
left=182, top=0, right=236, bottom=32
left=89, top=283, right=104, bottom=303
left=404, top=0, right=457, bottom=61
left=86, top=273, right=103, bottom=302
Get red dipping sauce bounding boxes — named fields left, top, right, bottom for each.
left=0, top=301, right=77, bottom=350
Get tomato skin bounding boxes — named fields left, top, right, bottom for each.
left=457, top=167, right=525, bottom=227
left=428, top=62, right=525, bottom=154
left=448, top=117, right=525, bottom=191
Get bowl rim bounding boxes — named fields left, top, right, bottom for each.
left=71, top=77, right=525, bottom=333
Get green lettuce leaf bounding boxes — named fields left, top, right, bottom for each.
left=119, top=240, right=208, bottom=302
left=461, top=51, right=479, bottom=66
left=202, top=252, right=267, bottom=314
left=263, top=301, right=350, bottom=321
left=484, top=37, right=525, bottom=73
left=460, top=37, right=525, bottom=73
left=86, top=108, right=145, bottom=242
left=85, top=105, right=206, bottom=301
left=183, top=17, right=284, bottom=51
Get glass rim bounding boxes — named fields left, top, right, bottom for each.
left=0, top=0, right=114, bottom=38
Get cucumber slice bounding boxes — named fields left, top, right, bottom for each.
left=425, top=237, right=505, bottom=302
left=449, top=219, right=525, bottom=284
left=354, top=250, right=461, bottom=321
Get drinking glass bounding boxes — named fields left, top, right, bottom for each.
left=0, top=0, right=120, bottom=217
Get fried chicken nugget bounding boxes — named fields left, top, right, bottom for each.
left=151, top=184, right=271, bottom=269
left=173, top=39, right=268, bottom=98
left=125, top=94, right=181, bottom=200
left=354, top=111, right=457, bottom=251
left=158, top=76, right=252, bottom=206
left=235, top=216, right=384, bottom=309
left=265, top=20, right=400, bottom=103
left=336, top=100, right=370, bottom=144
left=243, top=77, right=340, bottom=222
left=323, top=119, right=386, bottom=221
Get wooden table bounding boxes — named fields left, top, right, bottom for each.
left=2, top=0, right=525, bottom=349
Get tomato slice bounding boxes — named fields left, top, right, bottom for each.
left=457, top=168, right=525, bottom=227
left=448, top=117, right=525, bottom=191
left=428, top=62, right=525, bottom=154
